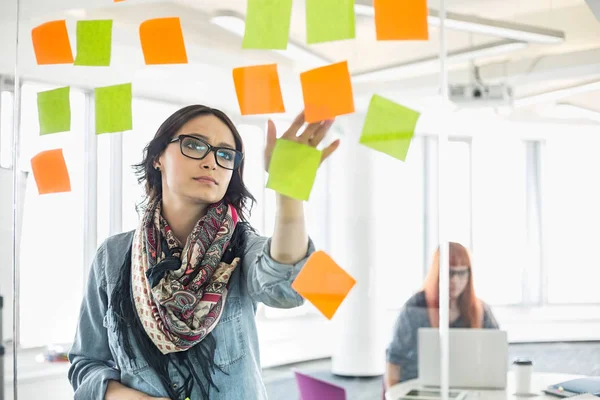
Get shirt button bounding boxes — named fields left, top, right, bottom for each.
left=172, top=383, right=178, bottom=389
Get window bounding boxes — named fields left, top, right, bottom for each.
left=120, top=98, right=180, bottom=233
left=447, top=140, right=472, bottom=247
left=236, top=123, right=266, bottom=232
left=1, top=90, right=14, bottom=169
left=18, top=82, right=86, bottom=347
left=373, top=137, right=425, bottom=310
left=471, top=136, right=527, bottom=306
left=544, top=135, right=600, bottom=304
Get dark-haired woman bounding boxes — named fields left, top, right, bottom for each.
left=68, top=106, right=339, bottom=400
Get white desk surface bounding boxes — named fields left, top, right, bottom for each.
left=386, top=372, right=586, bottom=400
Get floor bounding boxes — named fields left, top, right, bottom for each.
left=262, top=342, right=600, bottom=400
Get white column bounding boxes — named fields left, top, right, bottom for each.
left=330, top=114, right=385, bottom=377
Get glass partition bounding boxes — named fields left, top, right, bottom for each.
left=3, top=0, right=600, bottom=399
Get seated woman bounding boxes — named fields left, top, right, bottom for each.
left=385, top=242, right=499, bottom=389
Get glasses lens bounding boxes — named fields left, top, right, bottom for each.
left=450, top=270, right=470, bottom=279
left=215, top=149, right=241, bottom=170
left=180, top=136, right=209, bottom=159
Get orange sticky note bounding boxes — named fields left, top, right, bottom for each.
left=31, top=20, right=74, bottom=65
left=139, top=17, right=188, bottom=65
left=30, top=149, right=71, bottom=195
left=291, top=251, right=356, bottom=320
left=300, top=61, right=355, bottom=123
left=374, top=0, right=429, bottom=40
left=233, top=64, right=285, bottom=115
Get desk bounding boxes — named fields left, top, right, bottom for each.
left=386, top=372, right=585, bottom=400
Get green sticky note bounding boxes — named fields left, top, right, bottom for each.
left=266, top=139, right=322, bottom=201
left=95, top=83, right=132, bottom=134
left=306, top=0, right=355, bottom=44
left=243, top=0, right=293, bottom=49
left=75, top=20, right=113, bottom=66
left=359, top=95, right=420, bottom=162
left=37, top=87, right=71, bottom=135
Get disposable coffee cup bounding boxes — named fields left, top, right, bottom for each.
left=513, top=359, right=533, bottom=395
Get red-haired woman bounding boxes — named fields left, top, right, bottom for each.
left=384, top=242, right=499, bottom=388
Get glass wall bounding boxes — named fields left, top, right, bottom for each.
left=3, top=0, right=600, bottom=399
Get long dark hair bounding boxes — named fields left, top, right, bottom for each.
left=133, top=104, right=256, bottom=220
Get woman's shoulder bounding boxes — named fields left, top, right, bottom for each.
left=94, top=230, right=135, bottom=278
left=405, top=290, right=427, bottom=308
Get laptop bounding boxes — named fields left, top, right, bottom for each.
left=418, top=328, right=508, bottom=389
left=294, top=370, right=346, bottom=400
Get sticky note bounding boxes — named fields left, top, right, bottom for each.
left=31, top=20, right=74, bottom=65
left=75, top=20, right=113, bottom=66
left=139, top=17, right=188, bottom=65
left=292, top=251, right=356, bottom=320
left=95, top=83, right=132, bottom=134
left=374, top=0, right=429, bottom=40
left=306, top=0, right=355, bottom=44
left=359, top=95, right=420, bottom=162
left=266, top=139, right=321, bottom=201
left=243, top=0, right=293, bottom=49
left=233, top=64, right=285, bottom=115
left=30, top=149, right=72, bottom=195
left=300, top=61, right=355, bottom=123
left=37, top=87, right=71, bottom=135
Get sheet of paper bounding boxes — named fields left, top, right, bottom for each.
left=95, top=83, right=133, bottom=134
left=233, top=64, right=285, bottom=115
left=30, top=149, right=72, bottom=195
left=291, top=251, right=356, bottom=320
left=31, top=20, right=74, bottom=65
left=37, top=87, right=71, bottom=135
left=266, top=139, right=321, bottom=201
left=306, top=0, right=355, bottom=44
left=359, top=95, right=420, bottom=161
left=139, top=17, right=188, bottom=65
left=300, top=61, right=355, bottom=123
left=374, top=0, right=429, bottom=40
left=243, top=0, right=293, bottom=49
left=74, top=20, right=113, bottom=66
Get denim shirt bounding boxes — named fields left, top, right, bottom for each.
left=386, top=291, right=499, bottom=382
left=68, top=229, right=314, bottom=400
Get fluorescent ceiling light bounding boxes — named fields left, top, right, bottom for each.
left=542, top=103, right=600, bottom=122
left=354, top=4, right=565, bottom=44
left=514, top=80, right=600, bottom=107
left=210, top=12, right=329, bottom=67
left=352, top=40, right=528, bottom=83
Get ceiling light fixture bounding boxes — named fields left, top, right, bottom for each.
left=352, top=40, right=528, bottom=83
left=514, top=80, right=600, bottom=107
left=210, top=12, right=329, bottom=67
left=353, top=4, right=565, bottom=44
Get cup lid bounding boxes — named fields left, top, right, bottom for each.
left=513, top=359, right=533, bottom=366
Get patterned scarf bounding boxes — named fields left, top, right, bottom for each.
left=131, top=199, right=240, bottom=355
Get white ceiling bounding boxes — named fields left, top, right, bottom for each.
left=0, top=0, right=599, bottom=118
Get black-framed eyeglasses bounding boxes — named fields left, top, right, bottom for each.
left=169, top=134, right=244, bottom=170
left=449, top=269, right=470, bottom=279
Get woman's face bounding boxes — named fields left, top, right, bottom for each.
left=156, top=115, right=236, bottom=205
left=449, top=265, right=470, bottom=299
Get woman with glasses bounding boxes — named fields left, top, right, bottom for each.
left=68, top=105, right=338, bottom=400
left=384, top=242, right=499, bottom=389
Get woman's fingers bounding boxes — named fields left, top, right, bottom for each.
left=321, top=139, right=341, bottom=163
left=308, top=119, right=334, bottom=147
left=298, top=121, right=325, bottom=144
left=281, top=111, right=305, bottom=139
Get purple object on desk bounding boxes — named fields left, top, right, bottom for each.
left=294, top=371, right=347, bottom=400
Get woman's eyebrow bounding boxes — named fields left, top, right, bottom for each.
left=188, top=133, right=235, bottom=149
